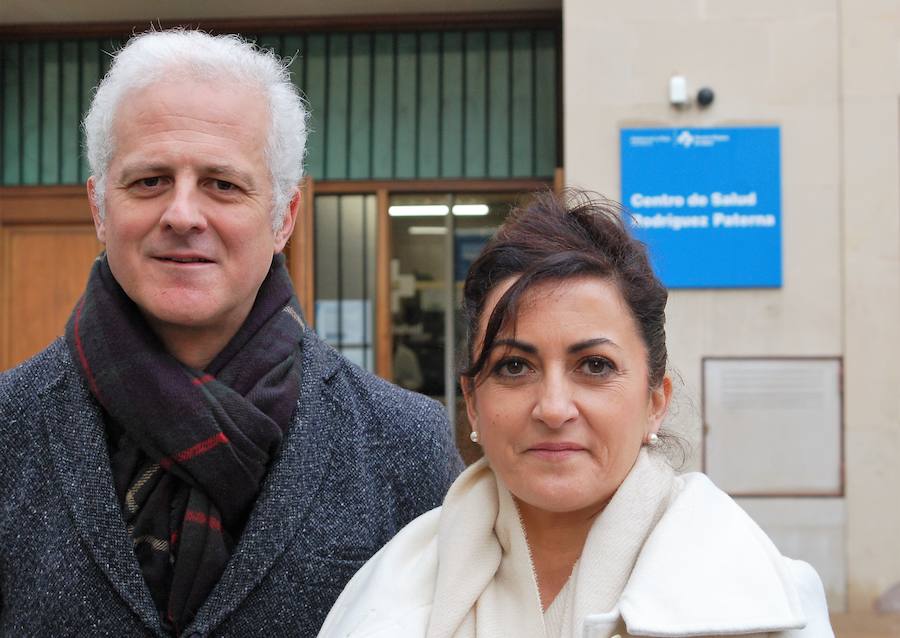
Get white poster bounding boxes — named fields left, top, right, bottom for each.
left=314, top=299, right=372, bottom=346
left=703, top=358, right=842, bottom=496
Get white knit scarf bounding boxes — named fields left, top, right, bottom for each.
left=426, top=449, right=677, bottom=638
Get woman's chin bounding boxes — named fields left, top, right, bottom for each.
left=511, top=483, right=611, bottom=518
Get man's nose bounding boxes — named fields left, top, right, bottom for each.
left=531, top=371, right=579, bottom=428
left=159, top=182, right=207, bottom=233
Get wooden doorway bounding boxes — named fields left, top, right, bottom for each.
left=0, top=186, right=100, bottom=370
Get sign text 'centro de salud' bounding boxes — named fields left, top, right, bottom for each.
left=620, top=127, right=782, bottom=288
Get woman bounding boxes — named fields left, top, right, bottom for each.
left=318, top=192, right=833, bottom=638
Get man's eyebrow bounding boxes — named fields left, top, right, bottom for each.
left=117, top=162, right=169, bottom=182
left=205, top=165, right=257, bottom=189
left=490, top=338, right=537, bottom=354
left=116, top=162, right=257, bottom=189
left=568, top=337, right=619, bottom=353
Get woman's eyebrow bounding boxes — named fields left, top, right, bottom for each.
left=568, top=337, right=619, bottom=353
left=491, top=338, right=537, bottom=354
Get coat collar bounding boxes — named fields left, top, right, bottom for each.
left=42, top=334, right=344, bottom=636
left=608, top=472, right=807, bottom=637
left=318, top=465, right=812, bottom=638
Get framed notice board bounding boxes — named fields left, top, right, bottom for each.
left=702, top=357, right=843, bottom=497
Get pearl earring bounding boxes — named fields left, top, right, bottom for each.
left=646, top=432, right=659, bottom=445
left=470, top=430, right=479, bottom=443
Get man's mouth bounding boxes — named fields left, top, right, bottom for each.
left=157, top=256, right=214, bottom=264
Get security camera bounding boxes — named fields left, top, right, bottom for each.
left=697, top=87, right=715, bottom=107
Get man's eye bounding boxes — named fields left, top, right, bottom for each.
left=139, top=177, right=161, bottom=188
left=214, top=180, right=235, bottom=191
left=580, top=357, right=614, bottom=375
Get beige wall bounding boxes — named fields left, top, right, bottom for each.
left=839, top=0, right=900, bottom=612
left=563, top=0, right=899, bottom=613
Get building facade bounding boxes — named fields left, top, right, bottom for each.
left=1, top=0, right=898, bottom=624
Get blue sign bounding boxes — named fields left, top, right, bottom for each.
left=620, top=127, right=781, bottom=288
left=454, top=228, right=494, bottom=281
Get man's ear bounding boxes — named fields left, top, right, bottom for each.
left=87, top=176, right=106, bottom=243
left=274, top=188, right=301, bottom=253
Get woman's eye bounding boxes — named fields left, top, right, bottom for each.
left=496, top=358, right=530, bottom=377
left=580, top=357, right=614, bottom=375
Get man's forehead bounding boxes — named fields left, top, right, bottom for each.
left=115, top=77, right=262, bottom=119
left=124, top=69, right=258, bottom=99
left=108, top=78, right=269, bottom=173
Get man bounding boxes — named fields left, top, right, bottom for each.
left=0, top=30, right=462, bottom=637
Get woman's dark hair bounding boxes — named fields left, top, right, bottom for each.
left=461, top=189, right=669, bottom=389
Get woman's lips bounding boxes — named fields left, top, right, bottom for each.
left=527, top=442, right=585, bottom=460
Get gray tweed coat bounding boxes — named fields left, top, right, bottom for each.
left=0, top=332, right=463, bottom=637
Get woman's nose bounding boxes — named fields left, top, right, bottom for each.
left=531, top=372, right=579, bottom=428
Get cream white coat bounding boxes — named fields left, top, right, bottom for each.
left=318, top=472, right=833, bottom=638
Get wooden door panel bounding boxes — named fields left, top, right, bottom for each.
left=285, top=176, right=315, bottom=326
left=2, top=224, right=101, bottom=370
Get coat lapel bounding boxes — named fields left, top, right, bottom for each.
left=188, top=334, right=343, bottom=633
left=41, top=363, right=164, bottom=635
left=43, top=334, right=345, bottom=635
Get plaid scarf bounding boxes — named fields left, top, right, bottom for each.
left=65, top=253, right=304, bottom=635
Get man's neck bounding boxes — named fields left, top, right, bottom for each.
left=147, top=321, right=238, bottom=371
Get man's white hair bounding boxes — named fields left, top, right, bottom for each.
left=83, top=29, right=308, bottom=232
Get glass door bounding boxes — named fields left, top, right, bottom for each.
left=389, top=192, right=516, bottom=461
left=313, top=193, right=378, bottom=371
left=309, top=186, right=535, bottom=462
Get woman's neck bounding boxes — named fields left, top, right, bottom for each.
left=515, top=499, right=606, bottom=610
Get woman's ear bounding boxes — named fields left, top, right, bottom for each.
left=461, top=376, right=478, bottom=429
left=648, top=375, right=673, bottom=433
